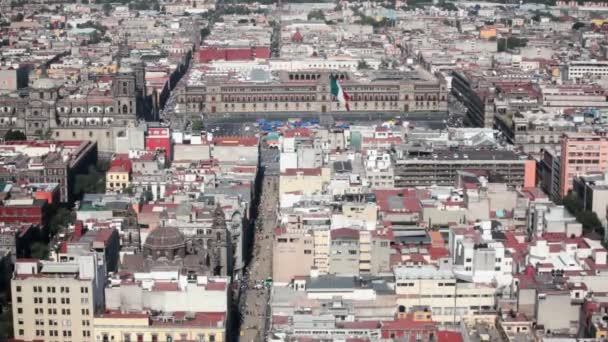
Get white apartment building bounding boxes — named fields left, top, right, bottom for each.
left=449, top=222, right=514, bottom=287
left=568, top=60, right=608, bottom=80
left=11, top=254, right=106, bottom=342
left=394, top=266, right=496, bottom=324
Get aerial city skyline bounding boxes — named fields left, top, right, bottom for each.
left=0, top=0, right=608, bottom=341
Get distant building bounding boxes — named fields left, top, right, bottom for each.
left=392, top=148, right=536, bottom=188
left=559, top=133, right=608, bottom=197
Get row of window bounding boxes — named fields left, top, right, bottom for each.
left=20, top=286, right=88, bottom=293
left=102, top=333, right=216, bottom=342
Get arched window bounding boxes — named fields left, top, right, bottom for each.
left=122, top=104, right=128, bottom=113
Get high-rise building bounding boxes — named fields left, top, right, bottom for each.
left=11, top=253, right=105, bottom=342
left=559, top=132, right=608, bottom=197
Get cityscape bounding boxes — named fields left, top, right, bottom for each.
left=2, top=0, right=608, bottom=341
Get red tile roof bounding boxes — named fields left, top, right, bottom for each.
left=282, top=168, right=322, bottom=177
left=213, top=136, right=259, bottom=147
left=152, top=282, right=179, bottom=292
left=331, top=228, right=360, bottom=240
left=437, top=331, right=464, bottom=342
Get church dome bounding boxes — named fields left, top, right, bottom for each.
left=144, top=227, right=186, bottom=250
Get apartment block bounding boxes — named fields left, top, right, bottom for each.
left=394, top=266, right=496, bottom=324
left=11, top=254, right=105, bottom=342
left=559, top=133, right=608, bottom=197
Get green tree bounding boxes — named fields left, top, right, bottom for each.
left=357, top=59, right=371, bottom=70
left=192, top=119, right=204, bottom=132
left=102, top=3, right=112, bottom=15
left=307, top=9, right=326, bottom=21
left=0, top=305, right=12, bottom=340
left=497, top=37, right=527, bottom=52
left=200, top=27, right=210, bottom=41
left=74, top=164, right=106, bottom=197
left=49, top=207, right=74, bottom=236
left=11, top=13, right=23, bottom=22
left=562, top=193, right=604, bottom=236
left=30, top=242, right=49, bottom=260
left=4, top=130, right=26, bottom=141
left=572, top=22, right=585, bottom=30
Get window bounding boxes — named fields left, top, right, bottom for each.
left=152, top=334, right=158, bottom=342
left=81, top=287, right=88, bottom=293
left=124, top=334, right=131, bottom=342
left=18, top=329, right=23, bottom=336
left=72, top=131, right=76, bottom=138
left=16, top=286, right=21, bottom=292
left=17, top=307, right=22, bottom=314
left=16, top=297, right=21, bottom=303
left=209, top=334, right=216, bottom=342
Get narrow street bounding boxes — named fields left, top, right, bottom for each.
left=238, top=145, right=279, bottom=341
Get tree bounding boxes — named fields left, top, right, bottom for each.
left=102, top=3, right=112, bottom=16
left=30, top=242, right=49, bottom=260
left=11, top=13, right=23, bottom=22
left=562, top=193, right=604, bottom=236
left=0, top=305, right=13, bottom=341
left=74, top=164, right=106, bottom=197
left=307, top=9, right=326, bottom=21
left=497, top=37, right=527, bottom=52
left=4, top=130, right=26, bottom=141
left=200, top=28, right=210, bottom=41
left=192, top=119, right=204, bottom=132
left=572, top=22, right=585, bottom=30
left=357, top=59, right=371, bottom=70
left=49, top=207, right=74, bottom=236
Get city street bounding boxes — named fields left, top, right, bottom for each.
left=238, top=146, right=279, bottom=341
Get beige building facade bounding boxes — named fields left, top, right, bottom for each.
left=93, top=312, right=225, bottom=342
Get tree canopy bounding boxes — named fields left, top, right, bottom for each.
left=4, top=130, right=26, bottom=141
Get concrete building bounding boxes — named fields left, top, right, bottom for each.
left=568, top=60, right=608, bottom=80
left=573, top=171, right=608, bottom=230
left=279, top=168, right=330, bottom=208
left=392, top=149, right=536, bottom=188
left=329, top=228, right=360, bottom=277
left=449, top=223, right=514, bottom=286
left=106, top=156, right=132, bottom=193
left=272, top=228, right=315, bottom=284
left=0, top=140, right=97, bottom=202
left=364, top=150, right=395, bottom=189
left=394, top=266, right=496, bottom=324
left=102, top=271, right=228, bottom=342
left=105, top=272, right=228, bottom=315
left=11, top=254, right=106, bottom=342
left=559, top=133, right=608, bottom=197
left=93, top=311, right=226, bottom=342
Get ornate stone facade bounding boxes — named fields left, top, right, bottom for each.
left=178, top=70, right=448, bottom=114
left=0, top=59, right=146, bottom=152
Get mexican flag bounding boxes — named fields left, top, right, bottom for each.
left=330, top=75, right=350, bottom=111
